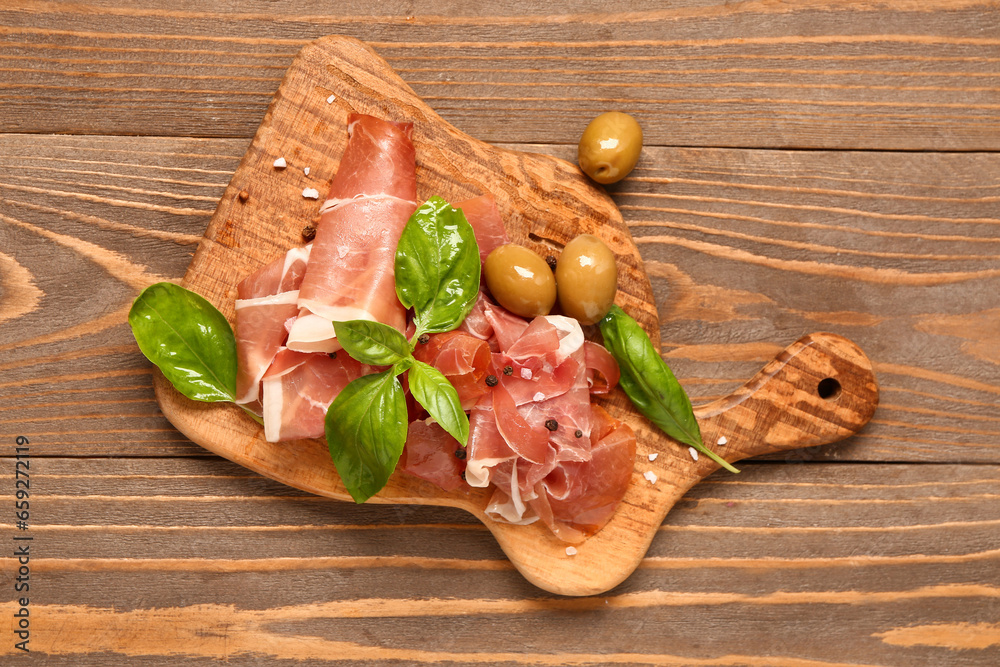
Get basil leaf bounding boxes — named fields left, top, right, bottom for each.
left=599, top=305, right=739, bottom=473
left=325, top=369, right=408, bottom=503
left=408, top=360, right=469, bottom=446
left=333, top=320, right=410, bottom=366
left=395, top=196, right=481, bottom=340
left=128, top=282, right=237, bottom=403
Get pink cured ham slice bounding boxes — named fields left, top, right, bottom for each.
left=492, top=382, right=551, bottom=465
left=584, top=340, right=620, bottom=395
left=529, top=405, right=636, bottom=543
left=260, top=349, right=373, bottom=442
left=465, top=396, right=517, bottom=488
left=399, top=420, right=466, bottom=491
left=412, top=331, right=492, bottom=410
left=287, top=114, right=417, bottom=353
left=236, top=245, right=310, bottom=301
left=454, top=194, right=509, bottom=265
left=458, top=292, right=494, bottom=341
left=507, top=318, right=594, bottom=476
left=496, top=316, right=583, bottom=407
left=234, top=245, right=311, bottom=410
left=482, top=299, right=530, bottom=351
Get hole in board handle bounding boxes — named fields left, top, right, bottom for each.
left=817, top=377, right=842, bottom=401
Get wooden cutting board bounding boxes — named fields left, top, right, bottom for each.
left=153, top=35, right=880, bottom=596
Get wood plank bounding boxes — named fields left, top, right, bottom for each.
left=2, top=134, right=996, bottom=461
left=1, top=458, right=998, bottom=664
left=1, top=1, right=999, bottom=149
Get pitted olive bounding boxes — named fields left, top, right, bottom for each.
left=484, top=244, right=557, bottom=318
left=555, top=234, right=618, bottom=325
left=577, top=112, right=643, bottom=184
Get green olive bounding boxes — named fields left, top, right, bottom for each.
left=484, top=244, right=557, bottom=318
left=577, top=111, right=643, bottom=184
left=555, top=234, right=618, bottom=325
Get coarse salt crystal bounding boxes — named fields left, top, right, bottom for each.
left=565, top=546, right=577, bottom=556
left=520, top=368, right=532, bottom=380
left=304, top=167, right=311, bottom=176
left=648, top=453, right=658, bottom=462
left=717, top=436, right=728, bottom=445
left=532, top=392, right=545, bottom=402
left=302, top=188, right=320, bottom=199
left=643, top=470, right=658, bottom=484
left=273, top=157, right=287, bottom=169
left=689, top=447, right=699, bottom=461
left=326, top=94, right=336, bottom=104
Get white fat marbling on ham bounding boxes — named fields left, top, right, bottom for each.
left=318, top=193, right=415, bottom=215
left=234, top=245, right=311, bottom=410
left=484, top=460, right=539, bottom=525
left=235, top=290, right=299, bottom=310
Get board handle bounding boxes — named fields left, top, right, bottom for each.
left=694, top=332, right=879, bottom=464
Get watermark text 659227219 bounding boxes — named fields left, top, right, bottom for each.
left=13, top=436, right=32, bottom=653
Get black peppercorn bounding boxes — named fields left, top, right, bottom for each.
left=328, top=351, right=337, bottom=359
left=545, top=419, right=558, bottom=431
left=503, top=365, right=513, bottom=376
left=545, top=255, right=557, bottom=270
left=485, top=374, right=499, bottom=387
left=575, top=429, right=583, bottom=438
left=417, top=333, right=430, bottom=345
left=454, top=448, right=467, bottom=460
left=301, top=224, right=317, bottom=241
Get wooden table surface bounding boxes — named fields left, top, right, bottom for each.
left=2, top=1, right=998, bottom=665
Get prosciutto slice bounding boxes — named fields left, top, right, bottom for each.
left=584, top=340, right=620, bottom=395
left=234, top=245, right=311, bottom=412
left=287, top=114, right=418, bottom=353
left=260, top=349, right=373, bottom=442
left=454, top=194, right=509, bottom=265
left=399, top=420, right=466, bottom=491
left=529, top=404, right=636, bottom=543
left=413, top=331, right=492, bottom=410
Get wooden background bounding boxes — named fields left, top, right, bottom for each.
left=1, top=1, right=998, bottom=664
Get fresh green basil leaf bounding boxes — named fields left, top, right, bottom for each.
left=599, top=305, right=739, bottom=473
left=325, top=369, right=408, bottom=503
left=333, top=320, right=411, bottom=366
left=395, top=196, right=481, bottom=340
left=408, top=360, right=470, bottom=446
left=128, top=282, right=237, bottom=403
left=392, top=356, right=414, bottom=375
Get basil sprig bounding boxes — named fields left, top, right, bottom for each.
left=395, top=196, right=481, bottom=342
left=325, top=369, right=408, bottom=502
left=129, top=282, right=238, bottom=403
left=326, top=198, right=481, bottom=502
left=599, top=305, right=739, bottom=473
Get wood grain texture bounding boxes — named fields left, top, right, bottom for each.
left=2, top=0, right=999, bottom=149
left=1, top=0, right=998, bottom=658
left=1, top=458, right=998, bottom=665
